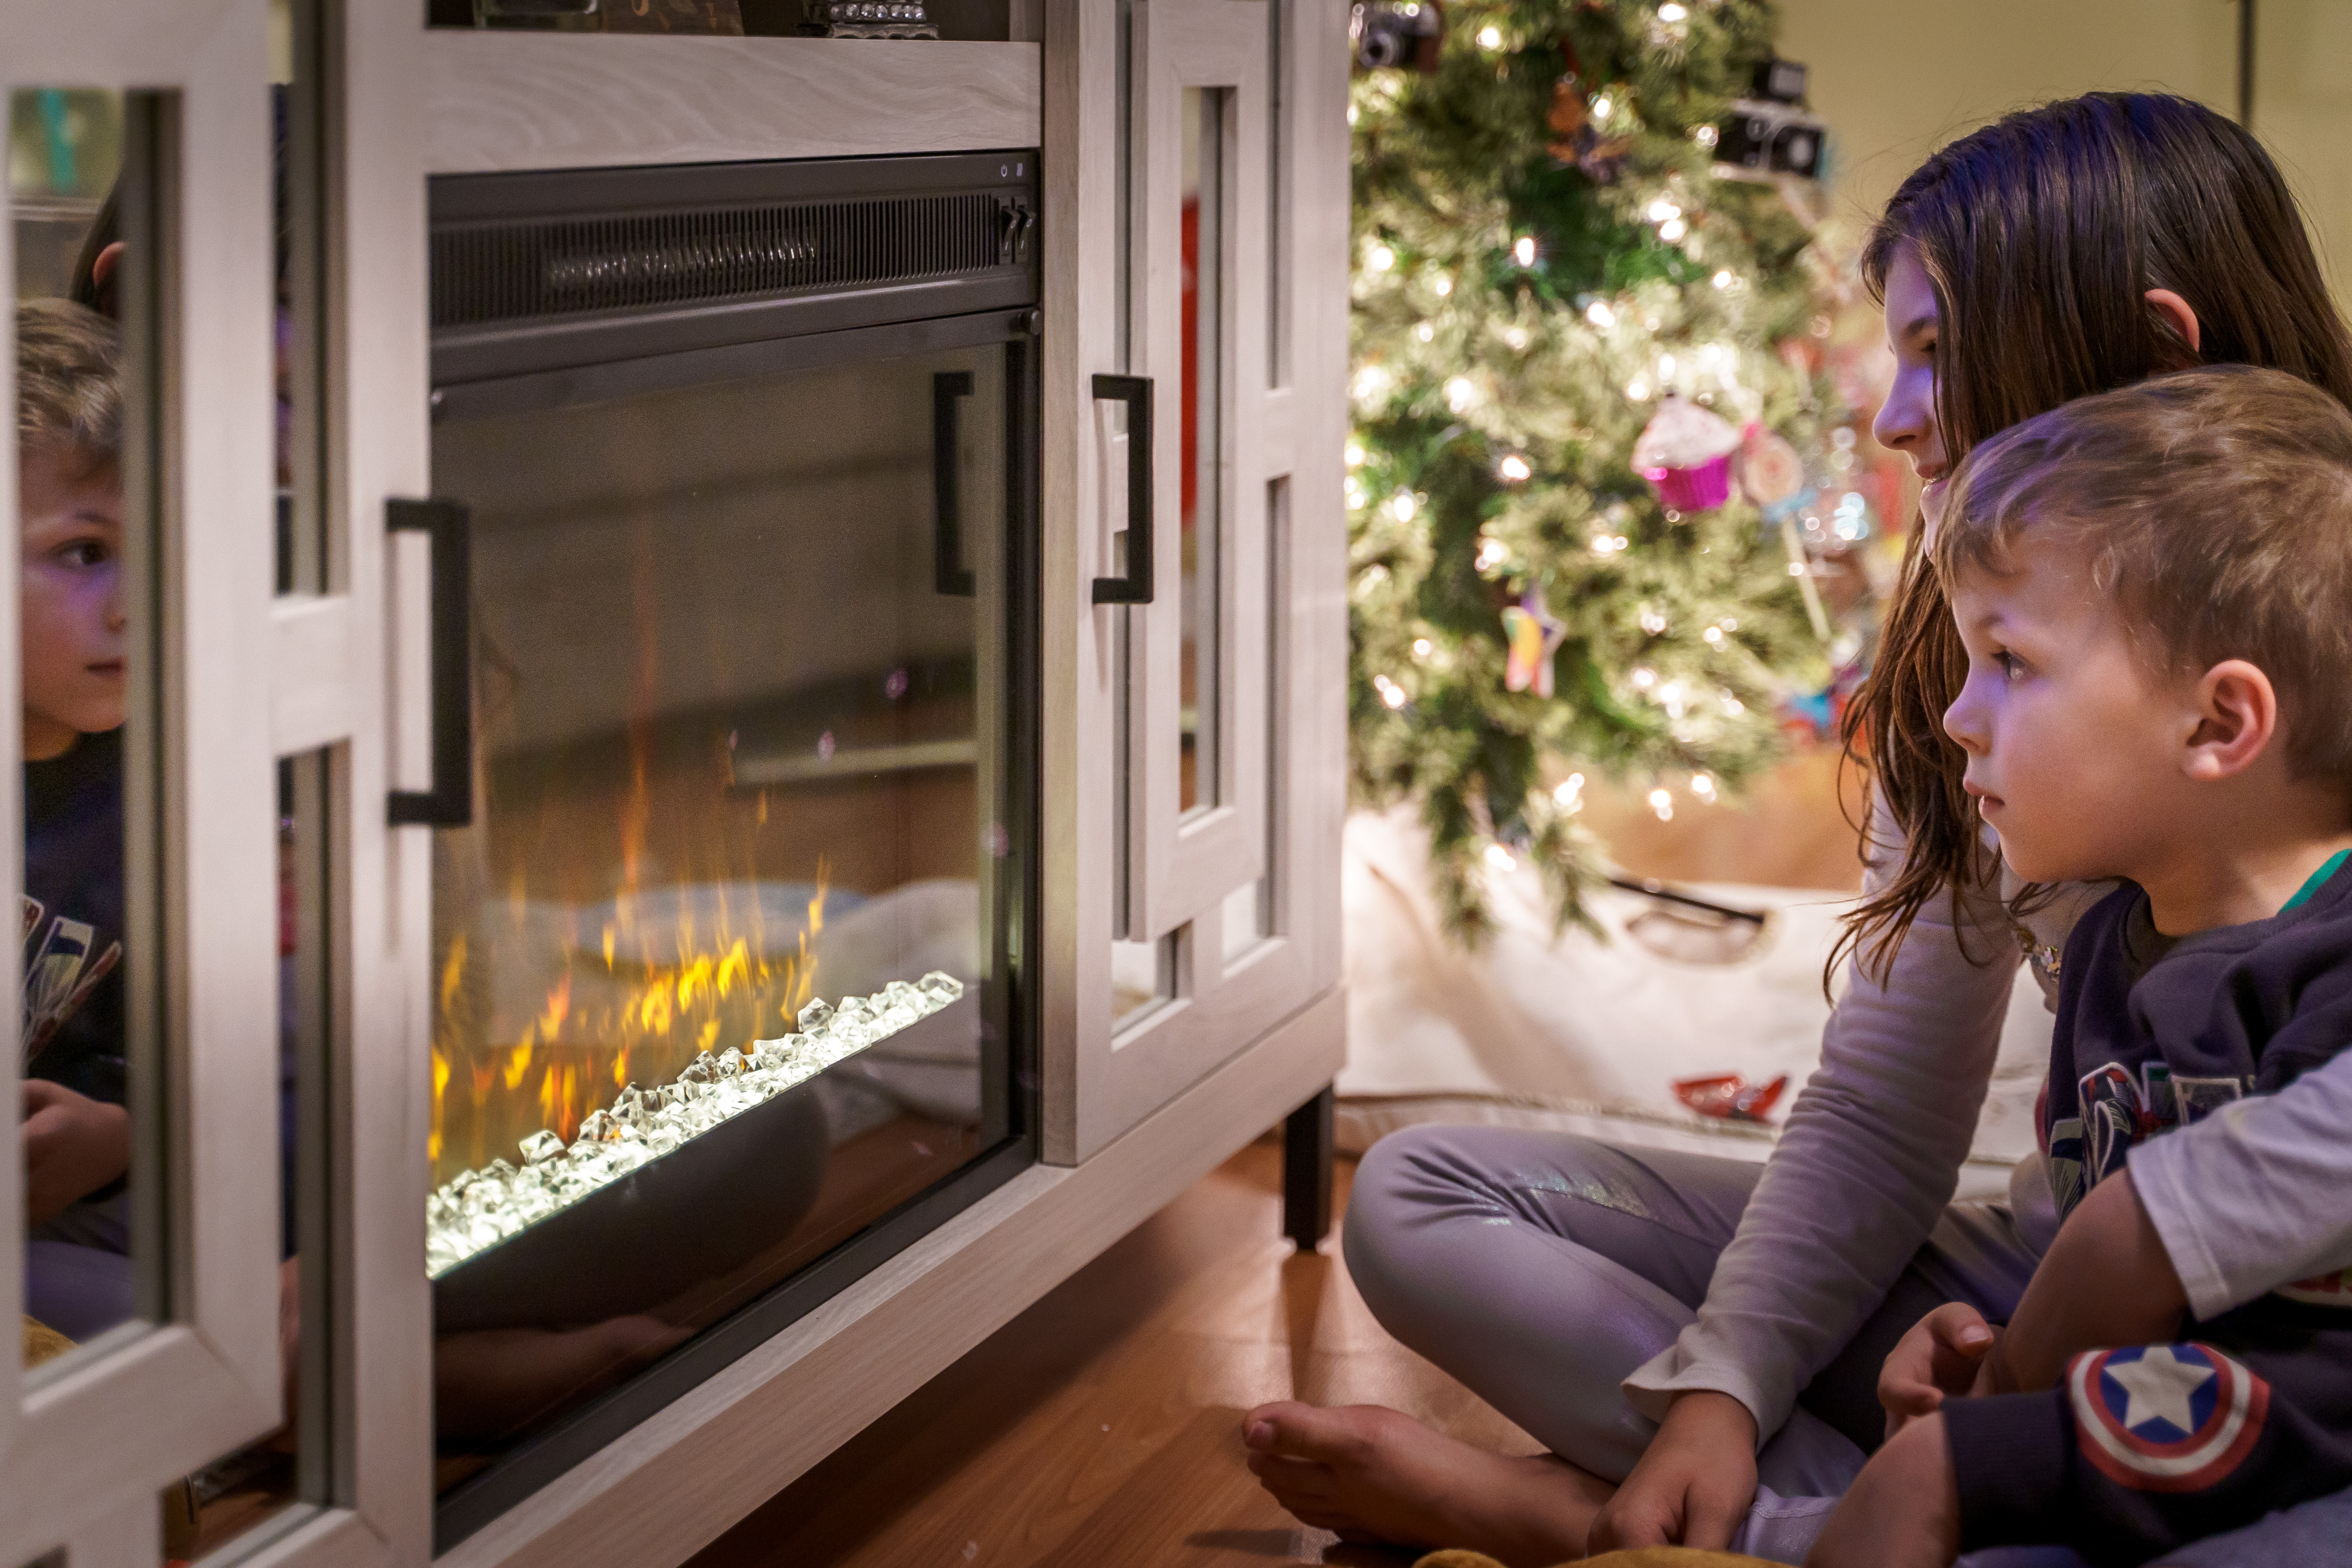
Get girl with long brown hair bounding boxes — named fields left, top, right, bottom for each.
left=1242, top=93, right=2352, bottom=1564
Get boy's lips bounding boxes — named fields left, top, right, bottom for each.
left=87, top=660, right=124, bottom=678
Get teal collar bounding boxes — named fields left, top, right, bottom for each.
left=2282, top=848, right=2352, bottom=913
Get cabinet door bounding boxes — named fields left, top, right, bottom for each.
left=0, top=6, right=286, bottom=1563
left=1047, top=0, right=1346, bottom=1160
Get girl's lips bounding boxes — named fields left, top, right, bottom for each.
left=1919, top=475, right=1950, bottom=535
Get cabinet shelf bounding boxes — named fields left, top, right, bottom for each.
left=422, top=33, right=1042, bottom=175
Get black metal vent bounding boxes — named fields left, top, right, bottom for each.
left=433, top=191, right=1028, bottom=330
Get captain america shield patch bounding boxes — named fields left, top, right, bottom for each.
left=2069, top=1344, right=2270, bottom=1493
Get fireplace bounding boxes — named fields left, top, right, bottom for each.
left=419, top=151, right=1040, bottom=1544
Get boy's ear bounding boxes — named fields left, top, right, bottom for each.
left=2183, top=659, right=2277, bottom=782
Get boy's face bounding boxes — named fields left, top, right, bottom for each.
left=1942, top=534, right=2201, bottom=886
left=18, top=441, right=125, bottom=759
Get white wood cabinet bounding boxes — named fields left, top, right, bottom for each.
left=9, top=4, right=1347, bottom=1564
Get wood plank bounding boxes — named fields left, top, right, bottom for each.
left=420, top=34, right=1042, bottom=174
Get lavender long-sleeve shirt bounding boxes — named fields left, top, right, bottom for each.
left=1622, top=797, right=2352, bottom=1443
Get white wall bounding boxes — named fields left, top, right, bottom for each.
left=1776, top=0, right=2352, bottom=307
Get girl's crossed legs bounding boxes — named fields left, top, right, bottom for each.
left=1245, top=1123, right=2040, bottom=1563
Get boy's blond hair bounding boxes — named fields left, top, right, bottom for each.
left=15, top=298, right=121, bottom=474
left=1935, top=365, right=2352, bottom=782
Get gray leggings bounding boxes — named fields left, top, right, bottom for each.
left=1343, top=1123, right=2352, bottom=1565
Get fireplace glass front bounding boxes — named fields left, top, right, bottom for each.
left=419, top=154, right=1039, bottom=1541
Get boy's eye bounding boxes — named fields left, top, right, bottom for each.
left=1994, top=650, right=2024, bottom=680
left=57, top=540, right=111, bottom=568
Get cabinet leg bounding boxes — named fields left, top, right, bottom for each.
left=1282, top=1085, right=1336, bottom=1250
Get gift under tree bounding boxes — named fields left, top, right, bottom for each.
left=1348, top=0, right=1842, bottom=941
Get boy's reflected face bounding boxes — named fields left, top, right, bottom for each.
left=19, top=442, right=125, bottom=760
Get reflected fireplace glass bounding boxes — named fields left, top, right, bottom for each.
left=426, top=312, right=1032, bottom=1512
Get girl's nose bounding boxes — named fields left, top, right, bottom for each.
left=1874, top=372, right=1931, bottom=457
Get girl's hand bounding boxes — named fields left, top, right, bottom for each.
left=22, top=1078, right=130, bottom=1226
left=1878, top=1303, right=1999, bottom=1439
left=1586, top=1388, right=1758, bottom=1553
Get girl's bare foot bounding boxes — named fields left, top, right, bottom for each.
left=1242, top=1401, right=1613, bottom=1567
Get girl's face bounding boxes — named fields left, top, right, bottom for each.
left=1871, top=240, right=1951, bottom=536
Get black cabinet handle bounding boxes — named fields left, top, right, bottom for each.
left=932, top=371, right=978, bottom=597
left=1091, top=373, right=1154, bottom=605
left=387, top=497, right=474, bottom=828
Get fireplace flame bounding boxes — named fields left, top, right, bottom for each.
left=427, top=859, right=832, bottom=1184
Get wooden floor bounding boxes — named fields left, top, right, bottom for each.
left=686, top=1140, right=1540, bottom=1568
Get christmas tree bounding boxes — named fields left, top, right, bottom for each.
left=1348, top=0, right=1840, bottom=943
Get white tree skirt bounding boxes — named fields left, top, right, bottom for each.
left=1338, top=810, right=2052, bottom=1201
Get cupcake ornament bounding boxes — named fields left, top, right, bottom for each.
left=1632, top=394, right=1742, bottom=512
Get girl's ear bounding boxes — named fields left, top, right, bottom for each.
left=2185, top=659, right=2276, bottom=782
left=2146, top=288, right=2203, bottom=370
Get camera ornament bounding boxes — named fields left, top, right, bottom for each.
left=1632, top=394, right=1742, bottom=513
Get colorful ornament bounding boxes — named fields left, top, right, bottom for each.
left=1738, top=422, right=1805, bottom=511
left=1633, top=394, right=1742, bottom=512
left=1501, top=586, right=1568, bottom=698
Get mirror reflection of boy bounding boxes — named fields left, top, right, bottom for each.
left=16, top=298, right=130, bottom=1341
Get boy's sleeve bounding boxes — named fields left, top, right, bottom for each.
left=1944, top=1343, right=2352, bottom=1563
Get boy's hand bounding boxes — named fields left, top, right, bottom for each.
left=1586, top=1388, right=1758, bottom=1552
left=1879, top=1303, right=2002, bottom=1438
left=23, top=1078, right=130, bottom=1226
left=1806, top=1412, right=1960, bottom=1568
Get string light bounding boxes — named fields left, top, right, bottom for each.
left=1504, top=326, right=1529, bottom=350
left=1691, top=773, right=1717, bottom=800
left=1514, top=236, right=1538, bottom=266
left=1497, top=454, right=1533, bottom=482
left=1416, top=322, right=1434, bottom=341
left=1475, top=537, right=1507, bottom=571
left=1703, top=625, right=1724, bottom=644
left=1433, top=274, right=1452, bottom=296
left=1554, top=773, right=1586, bottom=811
left=1659, top=2, right=1688, bottom=19
left=1648, top=787, right=1674, bottom=822
left=1630, top=667, right=1658, bottom=690
left=1660, top=218, right=1687, bottom=243
left=1368, top=243, right=1396, bottom=272
left=1592, top=96, right=1613, bottom=118
left=1391, top=492, right=1419, bottom=522
left=1585, top=300, right=1616, bottom=330
left=1693, top=124, right=1719, bottom=149
left=1639, top=608, right=1668, bottom=635
left=1626, top=376, right=1653, bottom=401
left=1659, top=353, right=1677, bottom=380
left=1374, top=673, right=1408, bottom=709
left=1713, top=269, right=1735, bottom=289
left=1412, top=638, right=1433, bottom=658
left=1647, top=199, right=1681, bottom=223
left=1476, top=24, right=1503, bottom=49
left=1345, top=442, right=1366, bottom=467
left=1446, top=376, right=1476, bottom=412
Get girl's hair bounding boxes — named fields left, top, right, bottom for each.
left=1837, top=92, right=2352, bottom=982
